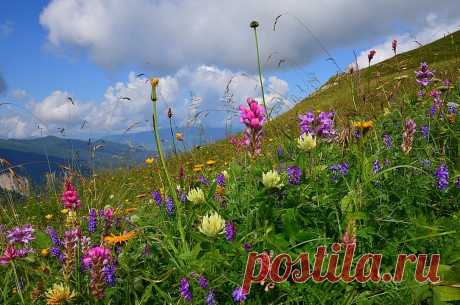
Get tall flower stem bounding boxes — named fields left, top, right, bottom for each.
left=251, top=21, right=270, bottom=121
left=168, top=116, right=178, bottom=156
left=150, top=79, right=187, bottom=251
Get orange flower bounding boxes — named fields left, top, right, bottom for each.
left=206, top=160, right=216, bottom=166
left=104, top=231, right=136, bottom=245
left=176, top=132, right=184, bottom=141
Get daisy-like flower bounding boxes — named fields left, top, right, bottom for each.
left=262, top=170, right=283, bottom=189
left=104, top=231, right=136, bottom=245
left=187, top=188, right=206, bottom=204
left=45, top=283, right=76, bottom=305
left=199, top=212, right=225, bottom=237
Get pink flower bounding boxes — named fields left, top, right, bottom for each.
left=368, top=50, right=376, bottom=63
left=392, top=39, right=397, bottom=54
left=61, top=180, right=81, bottom=210
left=342, top=231, right=356, bottom=246
left=239, top=98, right=265, bottom=130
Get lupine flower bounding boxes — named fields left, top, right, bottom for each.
left=61, top=180, right=81, bottom=210
left=88, top=208, right=97, bottom=233
left=187, top=188, right=206, bottom=204
left=102, top=263, right=117, bottom=287
left=372, top=160, right=382, bottom=174
left=216, top=173, right=225, bottom=187
left=435, top=164, right=449, bottom=191
left=198, top=275, right=208, bottom=289
left=298, top=111, right=336, bottom=138
left=198, top=175, right=209, bottom=186
left=83, top=246, right=113, bottom=300
left=401, top=119, right=416, bottom=154
left=47, top=226, right=63, bottom=248
left=225, top=221, right=236, bottom=241
left=199, top=212, right=225, bottom=237
left=368, top=50, right=376, bottom=64
left=296, top=133, right=317, bottom=151
left=206, top=289, right=217, bottom=305
left=262, top=170, right=283, bottom=189
left=287, top=166, right=302, bottom=185
left=392, top=39, right=397, bottom=54
left=383, top=134, right=392, bottom=149
left=180, top=278, right=193, bottom=302
left=415, top=62, right=434, bottom=87
left=151, top=191, right=162, bottom=207
left=50, top=247, right=65, bottom=263
left=165, top=197, right=174, bottom=216
left=7, top=224, right=34, bottom=244
left=232, top=287, right=247, bottom=303
left=45, top=283, right=76, bottom=305
left=420, top=125, right=429, bottom=139
left=239, top=98, right=266, bottom=157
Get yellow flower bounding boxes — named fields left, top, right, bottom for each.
left=45, top=283, right=76, bottom=305
left=206, top=159, right=216, bottom=166
left=296, top=133, right=317, bottom=151
left=60, top=209, right=68, bottom=214
left=199, top=212, right=225, bottom=237
left=65, top=211, right=77, bottom=227
left=175, top=132, right=184, bottom=141
left=41, top=248, right=49, bottom=257
left=383, top=108, right=391, bottom=116
left=145, top=157, right=155, bottom=165
left=104, top=231, right=136, bottom=245
left=262, top=170, right=283, bottom=189
left=150, top=78, right=160, bottom=87
left=45, top=214, right=53, bottom=220
left=352, top=120, right=373, bottom=129
left=187, top=187, right=205, bottom=204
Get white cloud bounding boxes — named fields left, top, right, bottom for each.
left=355, top=14, right=460, bottom=68
left=40, top=0, right=460, bottom=73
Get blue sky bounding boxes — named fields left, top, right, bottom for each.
left=0, top=1, right=459, bottom=139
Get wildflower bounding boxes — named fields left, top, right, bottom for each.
left=225, top=221, right=236, bottom=241
left=232, top=287, right=247, bottom=303
left=102, top=263, right=117, bottom=287
left=392, top=39, right=397, bottom=54
left=41, top=248, right=49, bottom=256
left=287, top=166, right=302, bottom=185
left=342, top=231, right=356, bottom=246
left=372, top=160, right=382, bottom=174
left=368, top=50, right=376, bottom=64
left=435, top=164, right=449, bottom=191
left=198, top=275, right=208, bottom=289
left=383, top=134, right=392, bottom=149
left=47, top=226, right=63, bottom=248
left=239, top=98, right=266, bottom=157
left=277, top=145, right=283, bottom=159
left=222, top=170, right=229, bottom=180
left=243, top=243, right=252, bottom=252
left=296, top=133, right=317, bottom=151
left=165, top=197, right=174, bottom=216
left=352, top=120, right=373, bottom=136
left=180, top=277, right=193, bottom=302
left=401, top=119, right=416, bottom=154
left=187, top=188, right=206, bottom=204
left=62, top=228, right=81, bottom=280
left=447, top=102, right=458, bottom=115
left=262, top=170, right=283, bottom=189
left=61, top=208, right=68, bottom=214
left=330, top=162, right=349, bottom=182
left=45, top=214, right=53, bottom=220
left=298, top=111, right=336, bottom=138
left=199, top=212, right=225, bottom=237
left=104, top=231, right=136, bottom=245
left=7, top=224, right=34, bottom=244
left=206, top=159, right=216, bottom=166
left=420, top=125, right=429, bottom=139
left=151, top=191, right=162, bottom=207
left=216, top=173, right=225, bottom=187
left=198, top=175, right=209, bottom=186
left=144, top=157, right=155, bottom=165
left=415, top=62, right=434, bottom=87
left=50, top=247, right=65, bottom=263
left=45, top=283, right=76, bottom=305
left=206, top=289, right=217, bottom=305
left=83, top=246, right=113, bottom=300
left=430, top=90, right=443, bottom=116
left=0, top=245, right=34, bottom=265
left=65, top=210, right=78, bottom=228
left=61, top=180, right=81, bottom=210
left=88, top=208, right=97, bottom=233
left=176, top=133, right=184, bottom=141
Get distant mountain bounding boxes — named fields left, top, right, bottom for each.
left=104, top=126, right=240, bottom=153
left=0, top=136, right=148, bottom=185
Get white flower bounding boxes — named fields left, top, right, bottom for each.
left=297, top=133, right=317, bottom=151
left=199, top=212, right=225, bottom=237
left=262, top=170, right=283, bottom=189
left=187, top=187, right=205, bottom=204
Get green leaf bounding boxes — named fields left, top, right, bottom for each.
left=433, top=286, right=460, bottom=302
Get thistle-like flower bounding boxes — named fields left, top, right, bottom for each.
left=83, top=246, right=113, bottom=300
left=45, top=283, right=76, bottom=305
left=262, top=170, right=283, bottom=189
left=187, top=187, right=205, bottom=204
left=199, top=212, right=225, bottom=237
left=401, top=119, right=416, bottom=154
left=296, top=133, right=316, bottom=151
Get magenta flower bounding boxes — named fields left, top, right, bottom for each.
left=392, top=39, right=397, bottom=54
left=61, top=180, right=81, bottom=210
left=368, top=50, right=376, bottom=64
left=83, top=246, right=113, bottom=300
left=0, top=246, right=34, bottom=265
left=239, top=98, right=266, bottom=157
left=6, top=224, right=34, bottom=244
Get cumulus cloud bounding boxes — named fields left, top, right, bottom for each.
left=40, top=0, right=460, bottom=73
left=355, top=14, right=460, bottom=68
left=0, top=66, right=290, bottom=138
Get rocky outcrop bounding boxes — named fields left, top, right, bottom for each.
left=0, top=172, right=29, bottom=196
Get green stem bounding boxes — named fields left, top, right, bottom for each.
left=150, top=92, right=187, bottom=251
left=253, top=28, right=269, bottom=120
left=11, top=262, right=24, bottom=305
left=169, top=118, right=178, bottom=156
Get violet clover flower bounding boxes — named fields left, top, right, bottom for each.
left=435, top=164, right=449, bottom=191
left=179, top=277, right=193, bottom=302
left=7, top=224, right=34, bottom=244
left=287, top=166, right=302, bottom=185
left=225, top=221, right=236, bottom=241
left=232, top=287, right=247, bottom=303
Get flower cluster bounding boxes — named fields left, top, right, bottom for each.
left=287, top=166, right=302, bottom=185
left=415, top=62, right=434, bottom=95
left=435, top=164, right=449, bottom=191
left=0, top=224, right=35, bottom=265
left=83, top=246, right=114, bottom=300
left=61, top=180, right=81, bottom=210
left=401, top=119, right=416, bottom=154
left=239, top=98, right=266, bottom=157
left=329, top=162, right=349, bottom=182
left=298, top=111, right=336, bottom=139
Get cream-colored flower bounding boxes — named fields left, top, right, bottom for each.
left=199, top=212, right=225, bottom=237
left=222, top=170, right=229, bottom=180
left=262, top=170, right=283, bottom=189
left=45, top=283, right=76, bottom=305
left=187, top=187, right=205, bottom=204
left=297, top=133, right=317, bottom=151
